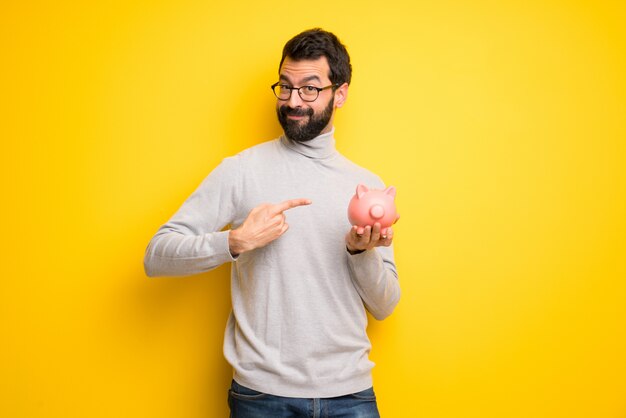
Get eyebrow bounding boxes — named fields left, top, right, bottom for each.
left=279, top=74, right=322, bottom=85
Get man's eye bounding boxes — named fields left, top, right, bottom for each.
left=302, top=86, right=318, bottom=95
left=279, top=85, right=292, bottom=91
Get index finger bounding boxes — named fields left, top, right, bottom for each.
left=272, top=198, right=312, bottom=214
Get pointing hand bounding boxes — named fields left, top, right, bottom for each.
left=228, top=199, right=312, bottom=256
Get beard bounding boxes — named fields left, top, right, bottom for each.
left=277, top=97, right=334, bottom=143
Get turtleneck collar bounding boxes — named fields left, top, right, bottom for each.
left=280, top=127, right=337, bottom=159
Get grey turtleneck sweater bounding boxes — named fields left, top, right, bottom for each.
left=144, top=129, right=401, bottom=398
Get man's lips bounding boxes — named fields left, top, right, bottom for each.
left=280, top=106, right=313, bottom=121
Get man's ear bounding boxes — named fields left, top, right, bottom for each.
left=334, top=83, right=349, bottom=108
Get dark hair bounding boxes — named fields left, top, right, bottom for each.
left=279, top=28, right=352, bottom=86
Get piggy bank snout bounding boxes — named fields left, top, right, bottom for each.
left=369, top=204, right=385, bottom=219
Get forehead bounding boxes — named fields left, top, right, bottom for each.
left=279, top=56, right=331, bottom=84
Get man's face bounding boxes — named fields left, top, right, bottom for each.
left=276, top=56, right=338, bottom=142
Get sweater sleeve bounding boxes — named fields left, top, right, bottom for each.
left=346, top=239, right=401, bottom=321
left=143, top=156, right=241, bottom=277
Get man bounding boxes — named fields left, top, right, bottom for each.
left=144, top=28, right=400, bottom=418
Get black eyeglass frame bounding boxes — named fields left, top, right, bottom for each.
left=271, top=82, right=340, bottom=102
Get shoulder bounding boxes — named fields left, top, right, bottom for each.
left=195, top=138, right=281, bottom=197
left=234, top=138, right=282, bottom=160
left=335, top=152, right=386, bottom=189
left=212, top=138, right=282, bottom=171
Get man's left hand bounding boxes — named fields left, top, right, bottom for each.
left=345, top=223, right=393, bottom=254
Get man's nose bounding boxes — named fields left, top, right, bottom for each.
left=287, top=89, right=305, bottom=107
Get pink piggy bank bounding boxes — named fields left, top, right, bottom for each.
left=347, top=184, right=399, bottom=229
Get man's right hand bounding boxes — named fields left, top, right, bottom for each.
left=228, top=198, right=312, bottom=256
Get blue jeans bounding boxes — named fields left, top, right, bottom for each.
left=228, top=380, right=381, bottom=418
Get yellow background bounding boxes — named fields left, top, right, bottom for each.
left=2, top=0, right=625, bottom=417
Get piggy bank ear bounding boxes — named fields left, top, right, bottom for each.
left=384, top=186, right=396, bottom=198
left=356, top=184, right=369, bottom=199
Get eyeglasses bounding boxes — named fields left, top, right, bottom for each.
left=271, top=82, right=339, bottom=102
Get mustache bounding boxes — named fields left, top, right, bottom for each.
left=279, top=106, right=314, bottom=117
